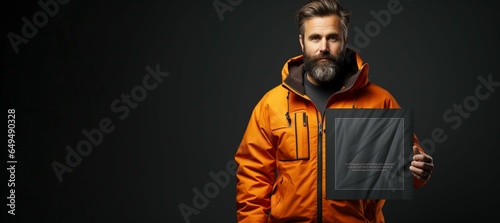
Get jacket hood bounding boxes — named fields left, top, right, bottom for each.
left=281, top=48, right=370, bottom=95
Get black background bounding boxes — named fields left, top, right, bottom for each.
left=1, top=0, right=499, bottom=222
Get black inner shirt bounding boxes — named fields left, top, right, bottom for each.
left=304, top=74, right=340, bottom=112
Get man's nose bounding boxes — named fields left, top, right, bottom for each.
left=319, top=39, right=329, bottom=53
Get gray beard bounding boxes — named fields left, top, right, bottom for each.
left=304, top=52, right=345, bottom=86
left=310, top=61, right=336, bottom=84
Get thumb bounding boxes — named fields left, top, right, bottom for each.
left=412, top=145, right=422, bottom=155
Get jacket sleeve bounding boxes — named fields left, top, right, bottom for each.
left=235, top=99, right=277, bottom=223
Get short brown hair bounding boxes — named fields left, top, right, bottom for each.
left=296, top=0, right=351, bottom=42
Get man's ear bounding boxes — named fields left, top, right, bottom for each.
left=299, top=35, right=304, bottom=52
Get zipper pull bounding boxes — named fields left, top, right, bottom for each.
left=285, top=112, right=291, bottom=127
left=318, top=122, right=323, bottom=135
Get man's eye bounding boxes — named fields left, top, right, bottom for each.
left=329, top=36, right=339, bottom=41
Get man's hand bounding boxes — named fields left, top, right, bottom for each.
left=409, top=146, right=434, bottom=181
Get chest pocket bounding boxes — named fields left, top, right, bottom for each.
left=270, top=112, right=311, bottom=161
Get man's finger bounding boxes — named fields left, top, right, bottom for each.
left=412, top=145, right=422, bottom=155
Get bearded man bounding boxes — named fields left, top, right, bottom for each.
left=234, top=0, right=434, bottom=222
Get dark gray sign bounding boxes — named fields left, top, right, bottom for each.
left=326, top=109, right=414, bottom=199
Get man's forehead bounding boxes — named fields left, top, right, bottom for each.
left=303, top=15, right=342, bottom=34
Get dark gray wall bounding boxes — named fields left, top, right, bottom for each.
left=2, top=0, right=499, bottom=222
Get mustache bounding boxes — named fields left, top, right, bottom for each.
left=310, top=53, right=337, bottom=62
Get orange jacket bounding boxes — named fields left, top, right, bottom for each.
left=235, top=49, right=427, bottom=223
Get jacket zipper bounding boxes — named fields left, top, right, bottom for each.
left=316, top=112, right=323, bottom=223
left=316, top=85, right=356, bottom=222
left=315, top=86, right=354, bottom=222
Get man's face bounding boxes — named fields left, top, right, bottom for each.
left=299, top=15, right=346, bottom=86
